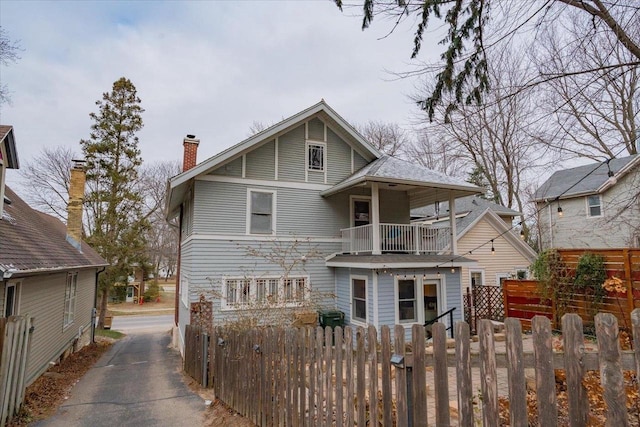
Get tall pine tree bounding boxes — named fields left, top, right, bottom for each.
left=81, top=77, right=149, bottom=328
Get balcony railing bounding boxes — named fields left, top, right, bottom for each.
left=341, top=223, right=451, bottom=255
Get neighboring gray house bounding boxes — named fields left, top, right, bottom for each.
left=533, top=155, right=640, bottom=249
left=166, top=101, right=482, bottom=348
left=0, top=125, right=107, bottom=386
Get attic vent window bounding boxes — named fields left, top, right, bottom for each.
left=308, top=143, right=325, bottom=172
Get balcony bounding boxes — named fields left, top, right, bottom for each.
left=341, top=223, right=452, bottom=255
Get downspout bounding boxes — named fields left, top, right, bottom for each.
left=92, top=266, right=106, bottom=343
left=173, top=206, right=183, bottom=327
left=548, top=202, right=553, bottom=249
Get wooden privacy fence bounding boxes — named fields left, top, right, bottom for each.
left=184, top=324, right=209, bottom=387
left=0, top=316, right=31, bottom=427
left=195, top=311, right=640, bottom=426
left=503, top=249, right=640, bottom=329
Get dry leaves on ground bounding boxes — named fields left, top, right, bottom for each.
left=8, top=339, right=113, bottom=426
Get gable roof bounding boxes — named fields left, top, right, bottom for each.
left=166, top=100, right=382, bottom=219
left=0, top=125, right=19, bottom=169
left=411, top=195, right=520, bottom=225
left=533, top=155, right=640, bottom=201
left=0, top=186, right=107, bottom=278
left=320, top=155, right=483, bottom=198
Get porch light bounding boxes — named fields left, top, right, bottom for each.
left=491, top=240, right=495, bottom=255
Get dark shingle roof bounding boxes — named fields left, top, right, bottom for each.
left=533, top=155, right=639, bottom=201
left=0, top=186, right=107, bottom=274
left=411, top=195, right=520, bottom=237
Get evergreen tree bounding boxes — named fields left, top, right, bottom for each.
left=80, top=77, right=149, bottom=329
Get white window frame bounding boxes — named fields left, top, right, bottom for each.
left=514, top=268, right=529, bottom=280
left=496, top=273, right=510, bottom=287
left=469, top=269, right=485, bottom=287
left=180, top=274, right=189, bottom=308
left=64, top=272, right=77, bottom=328
left=306, top=141, right=326, bottom=173
left=221, top=275, right=310, bottom=310
left=586, top=194, right=603, bottom=218
left=350, top=275, right=368, bottom=325
left=350, top=195, right=372, bottom=227
left=4, top=281, right=21, bottom=317
left=246, top=188, right=277, bottom=235
left=395, top=276, right=420, bottom=325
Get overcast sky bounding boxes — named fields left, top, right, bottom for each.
left=0, top=1, right=448, bottom=193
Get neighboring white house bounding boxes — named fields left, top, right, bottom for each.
left=412, top=196, right=537, bottom=291
left=533, top=155, right=640, bottom=249
left=165, top=101, right=484, bottom=349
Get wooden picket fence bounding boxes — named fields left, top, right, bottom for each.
left=0, top=316, right=31, bottom=427
left=184, top=324, right=209, bottom=387
left=192, top=310, right=640, bottom=426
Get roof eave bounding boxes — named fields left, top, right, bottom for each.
left=321, top=176, right=484, bottom=197
left=1, top=126, right=19, bottom=169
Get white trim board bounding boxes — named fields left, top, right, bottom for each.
left=197, top=175, right=332, bottom=192
left=181, top=234, right=343, bottom=245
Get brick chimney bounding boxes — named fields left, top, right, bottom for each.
left=183, top=135, right=200, bottom=172
left=66, top=159, right=86, bottom=251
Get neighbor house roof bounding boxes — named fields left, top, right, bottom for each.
left=166, top=100, right=382, bottom=219
left=320, top=155, right=483, bottom=198
left=0, top=186, right=107, bottom=278
left=533, top=155, right=640, bottom=201
left=411, top=196, right=521, bottom=237
left=0, top=125, right=19, bottom=169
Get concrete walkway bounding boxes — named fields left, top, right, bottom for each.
left=36, top=331, right=205, bottom=427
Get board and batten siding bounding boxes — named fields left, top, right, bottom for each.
left=183, top=239, right=339, bottom=325
left=245, top=140, right=275, bottom=180
left=457, top=217, right=534, bottom=290
left=278, top=124, right=306, bottom=182
left=209, top=156, right=243, bottom=177
left=307, top=117, right=325, bottom=141
left=17, top=269, right=96, bottom=385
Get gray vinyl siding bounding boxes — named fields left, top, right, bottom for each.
left=246, top=140, right=275, bottom=180
left=307, top=170, right=325, bottom=184
left=192, top=180, right=352, bottom=236
left=335, top=268, right=373, bottom=327
left=182, top=192, right=194, bottom=238
left=18, top=269, right=96, bottom=385
left=193, top=180, right=246, bottom=234
left=354, top=151, right=368, bottom=171
left=327, top=128, right=353, bottom=183
left=380, top=190, right=410, bottom=224
left=178, top=239, right=194, bottom=347
left=182, top=239, right=339, bottom=326
left=210, top=157, right=243, bottom=177
left=538, top=170, right=640, bottom=249
left=278, top=125, right=306, bottom=182
left=307, top=118, right=325, bottom=141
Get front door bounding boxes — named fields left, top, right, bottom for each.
left=423, top=282, right=439, bottom=323
left=352, top=199, right=371, bottom=227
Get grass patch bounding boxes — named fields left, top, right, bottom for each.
left=96, top=329, right=125, bottom=339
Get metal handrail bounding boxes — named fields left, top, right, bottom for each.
left=424, top=307, right=456, bottom=339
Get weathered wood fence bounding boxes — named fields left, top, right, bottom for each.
left=184, top=324, right=209, bottom=387
left=0, top=316, right=31, bottom=427
left=183, top=310, right=640, bottom=426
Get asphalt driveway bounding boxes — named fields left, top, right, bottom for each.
left=36, top=331, right=204, bottom=427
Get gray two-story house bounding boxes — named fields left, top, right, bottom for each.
left=534, top=154, right=640, bottom=249
left=166, top=101, right=482, bottom=348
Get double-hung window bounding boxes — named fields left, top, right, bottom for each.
left=397, top=279, right=417, bottom=323
left=351, top=277, right=367, bottom=323
left=247, top=189, right=276, bottom=234
left=586, top=195, right=602, bottom=217
left=470, top=270, right=484, bottom=287
left=64, top=273, right=77, bottom=327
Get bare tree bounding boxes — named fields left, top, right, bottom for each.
left=402, top=129, right=463, bottom=176
left=19, top=146, right=75, bottom=221
left=417, top=50, right=549, bottom=238
left=335, top=1, right=640, bottom=121
left=533, top=11, right=639, bottom=159
left=356, top=120, right=410, bottom=156
left=0, top=27, right=21, bottom=106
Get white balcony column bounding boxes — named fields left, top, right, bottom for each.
left=371, top=182, right=381, bottom=255
left=449, top=194, right=458, bottom=255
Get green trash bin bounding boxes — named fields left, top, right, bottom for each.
left=318, top=310, right=345, bottom=344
